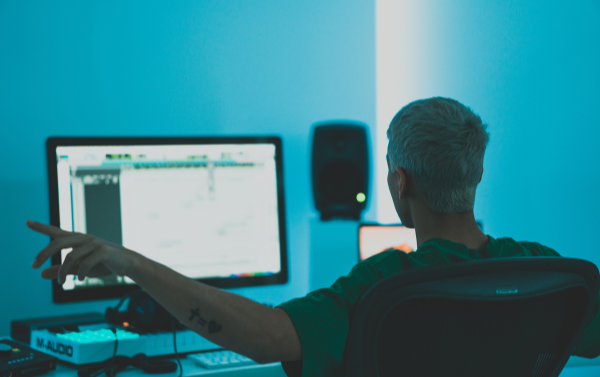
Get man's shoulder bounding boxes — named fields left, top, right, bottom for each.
left=360, top=248, right=400, bottom=266
left=360, top=237, right=563, bottom=261
left=489, top=236, right=562, bottom=257
left=357, top=248, right=420, bottom=274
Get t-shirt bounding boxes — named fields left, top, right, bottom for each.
left=277, top=236, right=600, bottom=377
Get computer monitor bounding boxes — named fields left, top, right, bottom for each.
left=358, top=223, right=417, bottom=261
left=46, top=136, right=288, bottom=303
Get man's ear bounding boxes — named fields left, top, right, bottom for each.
left=395, top=168, right=407, bottom=199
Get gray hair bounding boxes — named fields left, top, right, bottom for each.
left=386, top=97, right=490, bottom=213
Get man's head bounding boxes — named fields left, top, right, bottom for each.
left=386, top=97, right=489, bottom=224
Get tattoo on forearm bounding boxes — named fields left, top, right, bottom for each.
left=189, top=308, right=222, bottom=334
left=189, top=308, right=207, bottom=326
left=207, top=320, right=222, bottom=334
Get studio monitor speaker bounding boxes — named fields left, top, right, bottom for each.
left=311, top=121, right=369, bottom=220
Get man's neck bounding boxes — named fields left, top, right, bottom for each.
left=411, top=197, right=488, bottom=250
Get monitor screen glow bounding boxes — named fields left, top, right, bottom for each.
left=359, top=224, right=417, bottom=261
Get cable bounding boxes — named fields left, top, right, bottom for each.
left=111, top=327, right=119, bottom=370
left=80, top=293, right=180, bottom=377
left=80, top=328, right=120, bottom=377
left=78, top=354, right=177, bottom=377
left=169, top=315, right=183, bottom=377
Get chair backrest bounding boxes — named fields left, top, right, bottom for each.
left=344, top=257, right=599, bottom=377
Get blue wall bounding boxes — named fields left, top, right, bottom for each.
left=2, top=0, right=599, bottom=346
left=375, top=0, right=600, bottom=268
left=0, top=1, right=376, bottom=336
left=443, top=0, right=600, bottom=266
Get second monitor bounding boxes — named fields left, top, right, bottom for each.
left=358, top=223, right=417, bottom=261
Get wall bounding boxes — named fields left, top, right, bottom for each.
left=0, top=0, right=376, bottom=336
left=4, top=0, right=597, bottom=343
left=376, top=0, right=600, bottom=267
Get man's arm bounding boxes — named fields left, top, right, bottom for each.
left=27, top=220, right=302, bottom=364
left=131, top=254, right=301, bottom=363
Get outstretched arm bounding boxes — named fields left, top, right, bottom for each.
left=28, top=220, right=301, bottom=364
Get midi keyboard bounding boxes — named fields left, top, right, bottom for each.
left=30, top=324, right=219, bottom=365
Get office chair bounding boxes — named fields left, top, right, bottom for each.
left=344, top=257, right=599, bottom=377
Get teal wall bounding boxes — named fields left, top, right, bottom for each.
left=375, top=0, right=600, bottom=269
left=444, top=1, right=600, bottom=265
left=0, top=1, right=376, bottom=336
left=1, top=0, right=599, bottom=352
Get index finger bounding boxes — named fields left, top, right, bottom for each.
left=26, top=220, right=72, bottom=238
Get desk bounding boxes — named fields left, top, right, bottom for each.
left=46, top=357, right=600, bottom=377
left=561, top=357, right=600, bottom=376
left=0, top=336, right=286, bottom=377
left=560, top=365, right=600, bottom=376
left=50, top=357, right=286, bottom=377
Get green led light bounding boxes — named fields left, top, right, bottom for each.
left=356, top=192, right=366, bottom=203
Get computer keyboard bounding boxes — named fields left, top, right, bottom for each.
left=188, top=350, right=256, bottom=369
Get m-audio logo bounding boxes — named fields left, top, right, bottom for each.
left=36, top=338, right=73, bottom=357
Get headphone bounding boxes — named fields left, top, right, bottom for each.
left=104, top=291, right=174, bottom=332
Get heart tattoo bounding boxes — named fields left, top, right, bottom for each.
left=208, top=320, right=223, bottom=334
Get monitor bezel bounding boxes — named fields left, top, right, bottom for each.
left=47, top=136, right=289, bottom=304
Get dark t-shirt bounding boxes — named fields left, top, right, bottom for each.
left=277, top=236, right=600, bottom=377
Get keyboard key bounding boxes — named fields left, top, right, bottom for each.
left=56, top=329, right=140, bottom=343
left=188, top=350, right=256, bottom=369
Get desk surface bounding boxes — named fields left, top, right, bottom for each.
left=50, top=357, right=286, bottom=377
left=45, top=356, right=600, bottom=377
left=560, top=365, right=600, bottom=377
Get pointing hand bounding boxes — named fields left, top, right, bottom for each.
left=27, top=220, right=140, bottom=284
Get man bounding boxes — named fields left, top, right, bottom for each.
left=28, top=97, right=600, bottom=377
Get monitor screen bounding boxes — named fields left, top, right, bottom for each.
left=358, top=224, right=417, bottom=261
left=47, top=137, right=288, bottom=303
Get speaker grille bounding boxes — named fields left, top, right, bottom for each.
left=311, top=122, right=369, bottom=220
